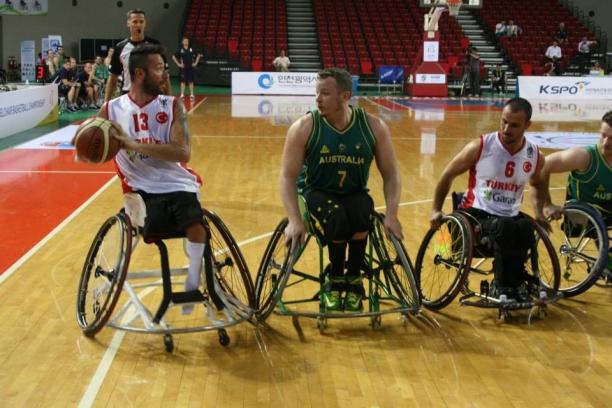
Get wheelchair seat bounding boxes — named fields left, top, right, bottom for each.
left=254, top=196, right=421, bottom=330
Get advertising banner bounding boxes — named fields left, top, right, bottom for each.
left=423, top=41, right=440, bottom=62
left=232, top=72, right=318, bottom=95
left=0, top=0, right=48, bottom=15
left=518, top=76, right=612, bottom=100
left=379, top=66, right=405, bottom=84
left=0, top=84, right=58, bottom=139
left=48, top=35, right=63, bottom=52
left=20, top=40, right=36, bottom=82
left=414, top=73, right=446, bottom=84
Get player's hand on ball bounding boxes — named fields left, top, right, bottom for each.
left=108, top=121, right=134, bottom=150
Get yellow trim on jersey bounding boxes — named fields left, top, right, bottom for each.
left=597, top=145, right=612, bottom=172
left=357, top=109, right=376, bottom=156
left=322, top=107, right=356, bottom=135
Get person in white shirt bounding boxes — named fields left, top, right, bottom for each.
left=495, top=20, right=507, bottom=37
left=545, top=41, right=562, bottom=75
left=578, top=37, right=597, bottom=73
left=99, top=43, right=208, bottom=313
left=272, top=50, right=290, bottom=72
left=430, top=98, right=545, bottom=299
left=506, top=20, right=522, bottom=37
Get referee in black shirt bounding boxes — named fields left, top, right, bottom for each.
left=104, top=9, right=171, bottom=102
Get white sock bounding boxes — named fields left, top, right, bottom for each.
left=185, top=241, right=205, bottom=292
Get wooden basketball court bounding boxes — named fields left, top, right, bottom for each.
left=1, top=95, right=611, bottom=407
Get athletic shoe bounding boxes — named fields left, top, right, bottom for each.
left=88, top=103, right=98, bottom=110
left=344, top=275, right=364, bottom=312
left=322, top=276, right=344, bottom=312
left=190, top=94, right=195, bottom=100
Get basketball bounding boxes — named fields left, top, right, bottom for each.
left=72, top=117, right=121, bottom=164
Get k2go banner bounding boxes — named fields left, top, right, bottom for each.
left=518, top=76, right=612, bottom=100
left=232, top=72, right=318, bottom=95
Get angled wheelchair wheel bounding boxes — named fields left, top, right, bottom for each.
left=370, top=212, right=420, bottom=311
left=415, top=213, right=473, bottom=310
left=547, top=202, right=609, bottom=297
left=203, top=209, right=255, bottom=310
left=254, top=218, right=295, bottom=322
left=76, top=212, right=132, bottom=337
left=526, top=214, right=561, bottom=296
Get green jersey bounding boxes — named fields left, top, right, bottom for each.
left=297, top=107, right=376, bottom=195
left=94, top=63, right=109, bottom=81
left=567, top=144, right=612, bottom=214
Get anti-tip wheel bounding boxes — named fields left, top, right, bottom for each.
left=316, top=316, right=327, bottom=331
left=218, top=329, right=230, bottom=347
left=163, top=334, right=174, bottom=353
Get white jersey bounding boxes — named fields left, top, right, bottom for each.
left=459, top=131, right=540, bottom=217
left=107, top=94, right=202, bottom=194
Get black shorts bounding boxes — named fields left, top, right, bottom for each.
left=305, top=190, right=374, bottom=244
left=180, top=67, right=195, bottom=83
left=58, top=84, right=71, bottom=96
left=137, top=191, right=204, bottom=239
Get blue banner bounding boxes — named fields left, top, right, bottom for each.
left=378, top=66, right=405, bottom=84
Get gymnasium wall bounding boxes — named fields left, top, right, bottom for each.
left=0, top=0, right=187, bottom=74
left=572, top=0, right=612, bottom=51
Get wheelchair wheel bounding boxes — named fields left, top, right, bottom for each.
left=526, top=214, right=561, bottom=296
left=547, top=202, right=609, bottom=297
left=370, top=212, right=420, bottom=310
left=76, top=212, right=132, bottom=337
left=415, top=213, right=473, bottom=310
left=254, top=218, right=294, bottom=321
left=203, top=209, right=255, bottom=310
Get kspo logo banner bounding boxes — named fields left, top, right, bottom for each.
left=518, top=76, right=612, bottom=100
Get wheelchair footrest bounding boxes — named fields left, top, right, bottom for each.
left=171, top=290, right=206, bottom=304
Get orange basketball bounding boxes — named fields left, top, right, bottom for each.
left=72, top=118, right=121, bottom=164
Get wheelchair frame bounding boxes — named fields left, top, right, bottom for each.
left=76, top=208, right=255, bottom=352
left=254, top=203, right=421, bottom=330
left=416, top=193, right=561, bottom=321
left=549, top=201, right=610, bottom=297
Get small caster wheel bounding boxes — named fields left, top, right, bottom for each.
left=499, top=309, right=509, bottom=322
left=538, top=306, right=547, bottom=319
left=163, top=334, right=174, bottom=353
left=218, top=329, right=230, bottom=347
left=370, top=315, right=382, bottom=329
left=316, top=316, right=327, bottom=331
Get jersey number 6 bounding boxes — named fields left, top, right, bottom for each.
left=504, top=161, right=515, bottom=178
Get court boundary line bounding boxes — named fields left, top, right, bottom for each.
left=0, top=175, right=118, bottom=286
left=0, top=170, right=116, bottom=174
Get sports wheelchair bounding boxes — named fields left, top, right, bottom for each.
left=76, top=196, right=255, bottom=352
left=415, top=192, right=561, bottom=321
left=254, top=197, right=420, bottom=330
left=547, top=201, right=611, bottom=297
